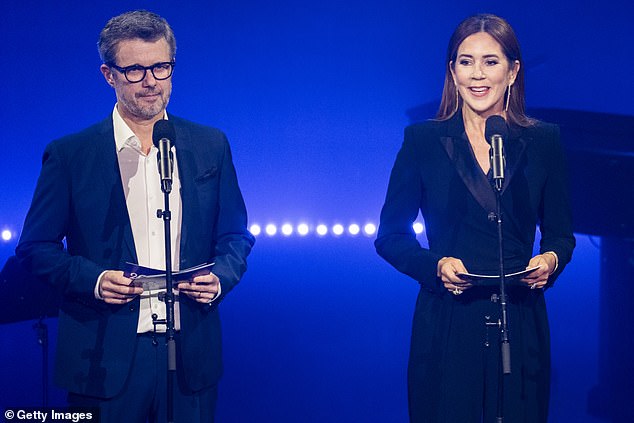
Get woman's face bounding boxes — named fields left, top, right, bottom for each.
left=451, top=32, right=519, bottom=119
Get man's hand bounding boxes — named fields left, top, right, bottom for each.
left=99, top=270, right=143, bottom=304
left=177, top=272, right=221, bottom=304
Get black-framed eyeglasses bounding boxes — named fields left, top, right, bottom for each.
left=108, top=61, right=175, bottom=83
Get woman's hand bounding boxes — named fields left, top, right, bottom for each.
left=437, top=257, right=472, bottom=295
left=520, top=253, right=557, bottom=290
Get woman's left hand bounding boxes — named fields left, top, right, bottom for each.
left=520, top=253, right=556, bottom=290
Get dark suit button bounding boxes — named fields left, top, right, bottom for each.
left=129, top=305, right=135, bottom=311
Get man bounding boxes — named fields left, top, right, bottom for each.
left=16, top=10, right=254, bottom=422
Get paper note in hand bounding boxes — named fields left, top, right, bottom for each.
left=456, top=266, right=541, bottom=286
left=123, top=262, right=215, bottom=291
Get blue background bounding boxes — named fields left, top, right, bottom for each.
left=1, top=0, right=632, bottom=422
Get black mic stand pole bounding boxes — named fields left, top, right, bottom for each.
left=33, top=317, right=49, bottom=407
left=158, top=178, right=177, bottom=423
left=493, top=177, right=512, bottom=423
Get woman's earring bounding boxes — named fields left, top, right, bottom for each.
left=505, top=84, right=512, bottom=112
left=453, top=86, right=460, bottom=115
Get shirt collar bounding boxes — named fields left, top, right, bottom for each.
left=112, top=104, right=168, bottom=152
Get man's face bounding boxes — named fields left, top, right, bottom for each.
left=101, top=38, right=173, bottom=122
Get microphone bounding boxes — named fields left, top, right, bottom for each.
left=485, top=115, right=508, bottom=191
left=152, top=119, right=176, bottom=193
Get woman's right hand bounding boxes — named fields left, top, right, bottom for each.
left=437, top=257, right=472, bottom=295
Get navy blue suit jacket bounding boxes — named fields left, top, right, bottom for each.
left=17, top=115, right=254, bottom=398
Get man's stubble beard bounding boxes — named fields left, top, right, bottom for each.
left=120, top=87, right=172, bottom=120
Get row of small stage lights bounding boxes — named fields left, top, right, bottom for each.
left=249, top=222, right=425, bottom=237
left=1, top=223, right=426, bottom=243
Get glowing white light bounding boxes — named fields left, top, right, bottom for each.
left=297, top=223, right=309, bottom=236
left=348, top=224, right=360, bottom=235
left=413, top=222, right=424, bottom=234
left=332, top=224, right=344, bottom=236
left=249, top=224, right=261, bottom=236
left=281, top=223, right=293, bottom=236
left=363, top=223, right=377, bottom=236
left=1, top=230, right=12, bottom=241
left=265, top=224, right=277, bottom=236
left=316, top=224, right=328, bottom=236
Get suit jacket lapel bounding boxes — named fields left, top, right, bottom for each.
left=171, top=118, right=193, bottom=267
left=170, top=116, right=222, bottom=270
left=501, top=125, right=528, bottom=195
left=96, top=118, right=137, bottom=265
left=439, top=114, right=528, bottom=212
left=440, top=115, right=497, bottom=213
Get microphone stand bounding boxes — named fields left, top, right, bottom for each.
left=157, top=177, right=177, bottom=423
left=33, top=317, right=49, bottom=407
left=493, top=177, right=512, bottom=423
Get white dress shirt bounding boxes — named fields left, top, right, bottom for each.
left=109, top=105, right=182, bottom=333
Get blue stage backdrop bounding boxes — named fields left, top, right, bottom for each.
left=1, top=1, right=632, bottom=422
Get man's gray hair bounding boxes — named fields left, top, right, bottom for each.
left=98, top=10, right=176, bottom=65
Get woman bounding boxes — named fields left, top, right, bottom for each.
left=375, top=14, right=575, bottom=422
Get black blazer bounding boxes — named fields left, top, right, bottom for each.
left=375, top=113, right=575, bottom=294
left=16, top=115, right=254, bottom=398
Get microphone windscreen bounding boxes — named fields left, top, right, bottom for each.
left=484, top=115, right=508, bottom=144
left=152, top=119, right=176, bottom=148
